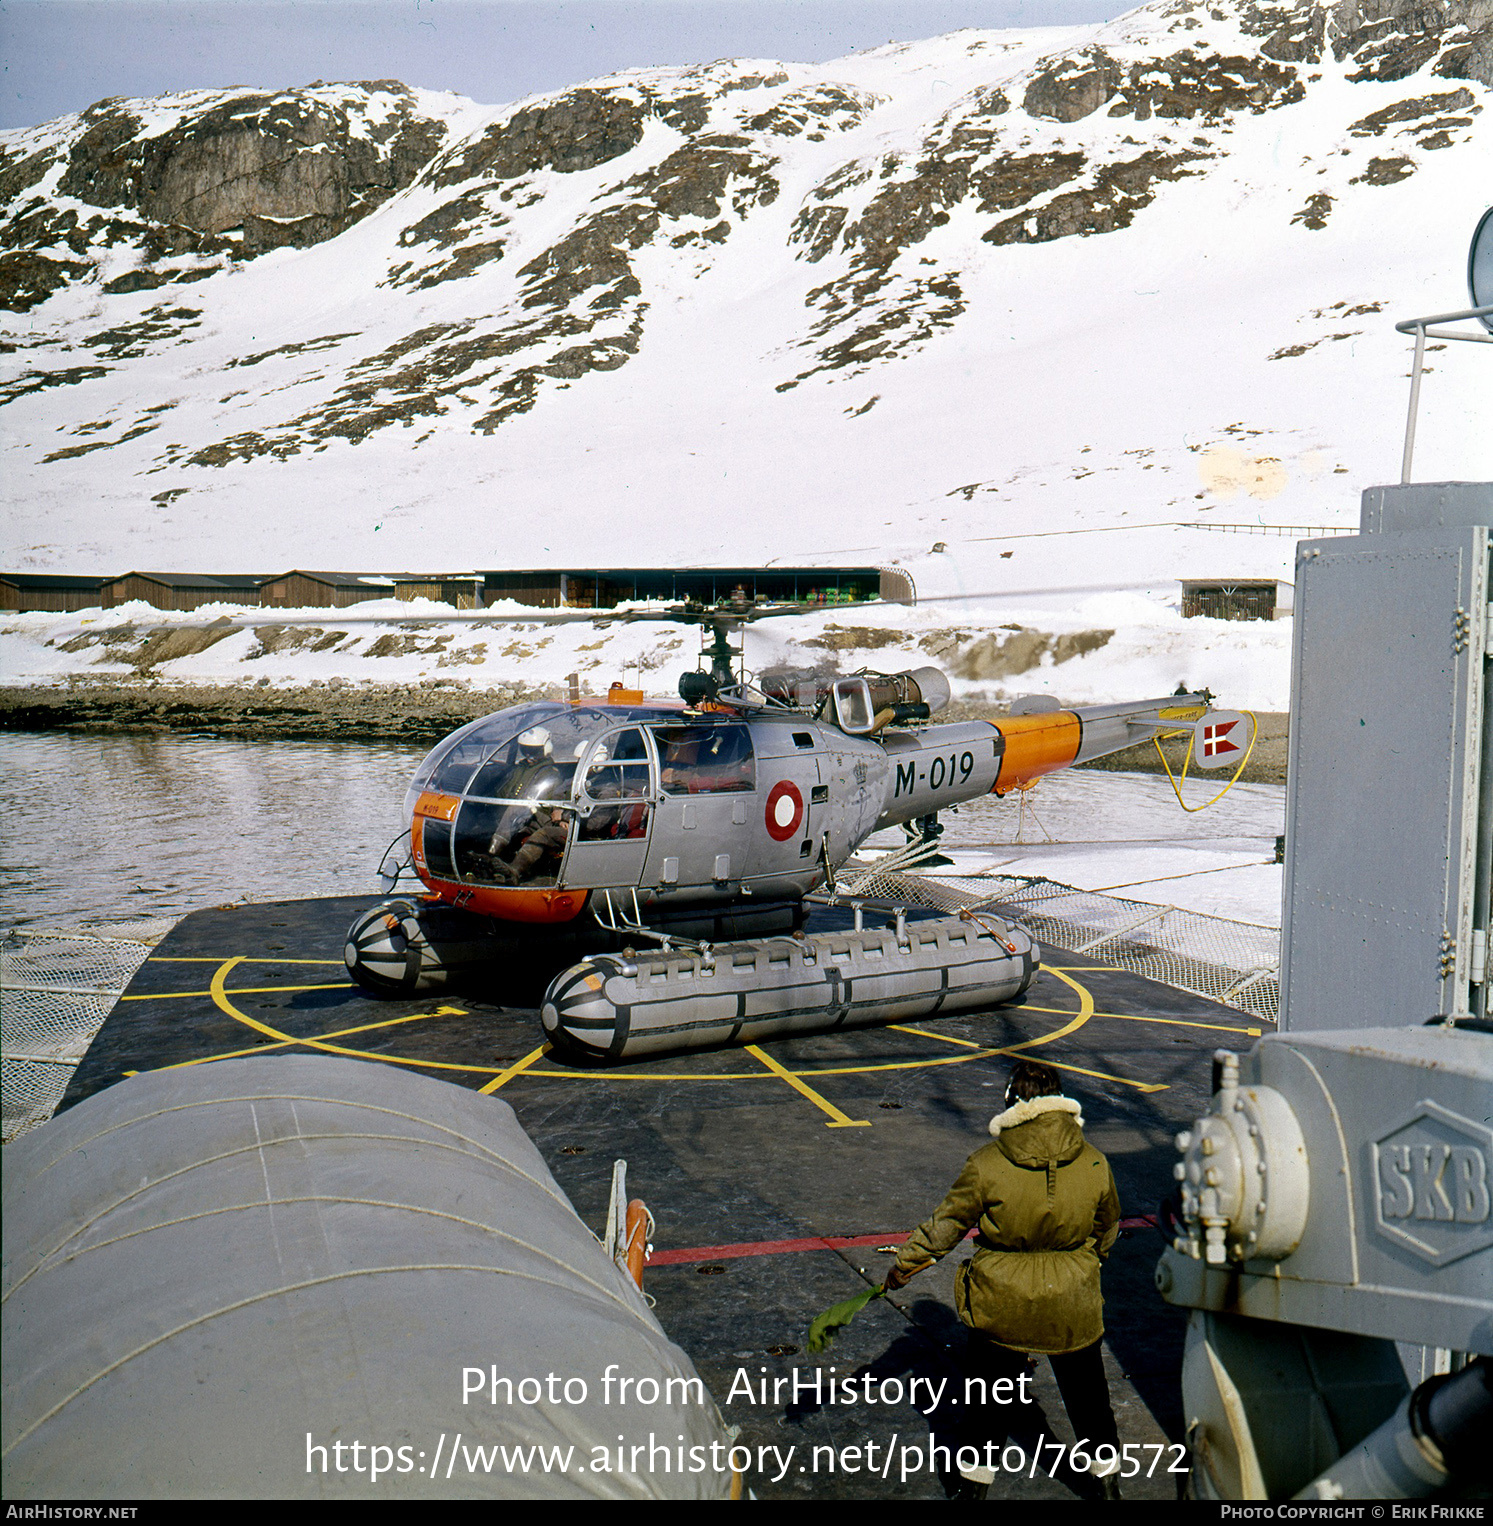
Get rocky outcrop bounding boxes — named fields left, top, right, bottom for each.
left=428, top=87, right=650, bottom=187
left=59, top=88, right=447, bottom=241
left=947, top=628, right=1115, bottom=680
left=0, top=250, right=91, bottom=312
left=1327, top=0, right=1493, bottom=82
left=0, top=83, right=452, bottom=311
left=1024, top=50, right=1125, bottom=121
left=2, top=0, right=1488, bottom=465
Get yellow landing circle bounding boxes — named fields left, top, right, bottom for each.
left=115, top=950, right=1268, bottom=1128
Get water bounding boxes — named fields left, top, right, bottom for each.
left=0, top=731, right=426, bottom=931
left=0, top=731, right=1284, bottom=933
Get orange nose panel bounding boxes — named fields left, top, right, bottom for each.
left=412, top=869, right=588, bottom=924
left=993, top=711, right=1082, bottom=793
left=414, top=791, right=461, bottom=822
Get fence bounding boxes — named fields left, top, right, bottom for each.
left=1, top=924, right=167, bottom=1143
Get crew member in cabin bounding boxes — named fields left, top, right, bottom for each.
left=884, top=1059, right=1124, bottom=1500
left=489, top=727, right=571, bottom=883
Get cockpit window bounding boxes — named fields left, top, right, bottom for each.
left=448, top=708, right=618, bottom=802
left=581, top=728, right=650, bottom=800
left=411, top=703, right=678, bottom=883
left=453, top=799, right=570, bottom=886
left=578, top=728, right=652, bottom=844
left=653, top=724, right=755, bottom=795
left=411, top=703, right=568, bottom=797
left=425, top=734, right=493, bottom=797
left=468, top=743, right=576, bottom=805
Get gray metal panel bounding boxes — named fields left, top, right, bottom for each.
left=1281, top=528, right=1488, bottom=1030
left=1161, top=1027, right=1493, bottom=1353
left=1360, top=482, right=1493, bottom=534
left=1270, top=1029, right=1492, bottom=1314
left=1, top=1056, right=731, bottom=1499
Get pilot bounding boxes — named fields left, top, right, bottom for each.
left=883, top=1060, right=1124, bottom=1500
left=658, top=735, right=700, bottom=796
left=490, top=727, right=571, bottom=883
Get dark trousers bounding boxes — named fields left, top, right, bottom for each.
left=962, top=1334, right=1120, bottom=1457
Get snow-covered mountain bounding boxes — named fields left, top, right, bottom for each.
left=2, top=0, right=1489, bottom=620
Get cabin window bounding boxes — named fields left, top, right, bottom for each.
left=466, top=740, right=576, bottom=805
left=580, top=727, right=650, bottom=799
left=578, top=728, right=652, bottom=842
left=452, top=799, right=569, bottom=887
left=409, top=701, right=570, bottom=797
left=653, top=724, right=755, bottom=795
left=421, top=818, right=456, bottom=880
left=425, top=735, right=491, bottom=795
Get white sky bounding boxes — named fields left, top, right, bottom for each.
left=1, top=0, right=1134, bottom=128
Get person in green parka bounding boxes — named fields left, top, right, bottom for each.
left=883, top=1059, right=1124, bottom=1500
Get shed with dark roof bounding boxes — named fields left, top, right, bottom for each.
left=100, top=572, right=267, bottom=612
left=257, top=571, right=395, bottom=609
left=0, top=574, right=109, bottom=613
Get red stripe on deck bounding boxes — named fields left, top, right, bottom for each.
left=648, top=1216, right=1157, bottom=1266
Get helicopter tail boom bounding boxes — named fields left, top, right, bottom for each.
left=995, top=691, right=1211, bottom=792
left=872, top=691, right=1212, bottom=828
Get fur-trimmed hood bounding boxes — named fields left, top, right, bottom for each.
left=988, top=1094, right=1083, bottom=1136
left=988, top=1094, right=1086, bottom=1170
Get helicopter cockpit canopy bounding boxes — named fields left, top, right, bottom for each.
left=406, top=701, right=683, bottom=889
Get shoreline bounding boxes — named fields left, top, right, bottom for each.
left=0, top=683, right=1290, bottom=783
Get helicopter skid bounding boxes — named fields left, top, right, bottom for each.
left=541, top=911, right=1038, bottom=1063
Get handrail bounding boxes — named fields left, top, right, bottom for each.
left=1394, top=304, right=1493, bottom=484
left=1394, top=304, right=1493, bottom=335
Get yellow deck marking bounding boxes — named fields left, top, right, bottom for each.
left=206, top=959, right=509, bottom=1079
left=123, top=982, right=354, bottom=1001
left=150, top=956, right=345, bottom=965
left=1004, top=965, right=1093, bottom=1049
left=889, top=1025, right=983, bottom=1050
left=150, top=1007, right=472, bottom=1070
left=1029, top=1058, right=1166, bottom=1092
left=1018, top=1003, right=1261, bottom=1038
left=744, top=1044, right=871, bottom=1127
left=478, top=1046, right=550, bottom=1095
left=889, top=1026, right=1166, bottom=1094
left=164, top=955, right=1164, bottom=1096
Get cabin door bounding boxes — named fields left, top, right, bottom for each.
left=560, top=727, right=655, bottom=889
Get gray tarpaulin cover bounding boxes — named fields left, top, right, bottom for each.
left=2, top=1056, right=733, bottom=1499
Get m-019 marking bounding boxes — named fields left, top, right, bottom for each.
left=874, top=727, right=1004, bottom=829
left=893, top=750, right=979, bottom=798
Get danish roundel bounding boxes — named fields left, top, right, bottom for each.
left=764, top=780, right=804, bottom=842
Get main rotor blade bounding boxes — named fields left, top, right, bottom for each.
left=67, top=581, right=1175, bottom=634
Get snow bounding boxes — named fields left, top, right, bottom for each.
left=1, top=0, right=1486, bottom=934
left=3, top=3, right=1486, bottom=586
left=0, top=589, right=1298, bottom=709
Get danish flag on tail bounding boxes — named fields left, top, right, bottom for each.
left=1192, top=710, right=1253, bottom=770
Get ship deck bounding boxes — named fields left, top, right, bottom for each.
left=61, top=893, right=1269, bottom=1501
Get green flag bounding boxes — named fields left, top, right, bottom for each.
left=806, top=1284, right=885, bottom=1354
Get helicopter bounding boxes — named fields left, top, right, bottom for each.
left=343, top=595, right=1237, bottom=1009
